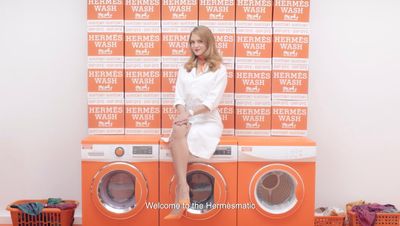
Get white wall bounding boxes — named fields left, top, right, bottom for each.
left=1, top=0, right=400, bottom=223
left=0, top=0, right=86, bottom=223
left=310, top=0, right=400, bottom=208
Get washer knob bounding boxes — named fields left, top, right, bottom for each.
left=115, top=147, right=125, bottom=157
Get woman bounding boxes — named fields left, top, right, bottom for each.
left=164, top=25, right=228, bottom=220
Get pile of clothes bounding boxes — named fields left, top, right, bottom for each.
left=315, top=206, right=346, bottom=216
left=10, top=198, right=78, bottom=216
left=347, top=200, right=398, bottom=226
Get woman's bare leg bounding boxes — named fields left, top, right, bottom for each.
left=169, top=123, right=190, bottom=201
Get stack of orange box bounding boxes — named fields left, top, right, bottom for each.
left=160, top=0, right=197, bottom=136
left=86, top=0, right=313, bottom=137
left=209, top=27, right=235, bottom=135
left=125, top=0, right=162, bottom=135
left=87, top=0, right=125, bottom=134
left=272, top=0, right=310, bottom=136
left=234, top=0, right=273, bottom=136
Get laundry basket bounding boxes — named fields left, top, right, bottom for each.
left=315, top=216, right=345, bottom=226
left=6, top=200, right=78, bottom=226
left=348, top=211, right=400, bottom=226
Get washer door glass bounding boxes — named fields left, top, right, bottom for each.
left=98, top=170, right=136, bottom=213
left=255, top=170, right=297, bottom=214
left=187, top=170, right=215, bottom=214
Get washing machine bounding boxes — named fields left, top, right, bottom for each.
left=81, top=135, right=159, bottom=226
left=159, top=136, right=237, bottom=226
left=237, top=136, right=316, bottom=226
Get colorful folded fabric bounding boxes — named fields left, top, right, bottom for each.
left=46, top=203, right=77, bottom=210
left=47, top=198, right=63, bottom=205
left=11, top=202, right=44, bottom=216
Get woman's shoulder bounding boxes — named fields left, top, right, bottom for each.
left=215, top=63, right=227, bottom=74
left=178, top=65, right=189, bottom=74
left=218, top=63, right=226, bottom=70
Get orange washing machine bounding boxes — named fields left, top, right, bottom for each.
left=81, top=135, right=159, bottom=226
left=159, top=136, right=238, bottom=226
left=237, top=137, right=317, bottom=226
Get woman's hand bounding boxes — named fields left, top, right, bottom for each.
left=174, top=111, right=190, bottom=126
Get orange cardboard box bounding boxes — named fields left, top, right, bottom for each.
left=161, top=62, right=180, bottom=99
left=219, top=98, right=234, bottom=135
left=235, top=27, right=272, bottom=64
left=125, top=27, right=161, bottom=63
left=235, top=0, right=273, bottom=27
left=87, top=0, right=124, bottom=26
left=209, top=27, right=235, bottom=64
left=272, top=63, right=308, bottom=100
left=224, top=63, right=234, bottom=100
left=88, top=27, right=124, bottom=62
left=273, top=0, right=310, bottom=28
left=161, top=0, right=198, bottom=27
left=125, top=62, right=161, bottom=99
left=272, top=28, right=310, bottom=65
left=88, top=98, right=124, bottom=134
left=125, top=0, right=161, bottom=26
left=271, top=100, right=307, bottom=136
left=235, top=99, right=271, bottom=136
left=199, top=0, right=235, bottom=27
left=88, top=63, right=124, bottom=99
left=235, top=63, right=271, bottom=100
left=125, top=98, right=161, bottom=134
left=161, top=27, right=192, bottom=63
left=161, top=98, right=177, bottom=135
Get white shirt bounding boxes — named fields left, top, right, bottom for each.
left=174, top=64, right=228, bottom=123
left=173, top=63, right=228, bottom=159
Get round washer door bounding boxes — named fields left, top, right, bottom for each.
left=91, top=162, right=148, bottom=219
left=249, top=163, right=304, bottom=219
left=170, top=163, right=227, bottom=220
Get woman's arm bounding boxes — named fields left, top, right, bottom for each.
left=201, top=65, right=228, bottom=111
left=175, top=104, right=186, bottom=114
left=190, top=105, right=210, bottom=116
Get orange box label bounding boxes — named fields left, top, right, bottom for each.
left=125, top=63, right=161, bottom=99
left=273, top=28, right=310, bottom=64
left=125, top=27, right=161, bottom=62
left=273, top=0, right=310, bottom=28
left=235, top=100, right=271, bottom=136
left=162, top=0, right=198, bottom=26
left=235, top=0, right=273, bottom=27
left=210, top=27, right=235, bottom=64
left=272, top=64, right=308, bottom=100
left=125, top=99, right=161, bottom=134
left=235, top=28, right=272, bottom=64
left=219, top=98, right=234, bottom=135
left=161, top=63, right=180, bottom=99
left=161, top=27, right=192, bottom=63
left=88, top=27, right=124, bottom=62
left=161, top=98, right=177, bottom=134
left=125, top=0, right=161, bottom=26
left=235, top=64, right=271, bottom=99
left=87, top=0, right=124, bottom=26
left=88, top=63, right=124, bottom=98
left=224, top=63, right=234, bottom=99
left=199, top=0, right=235, bottom=27
left=88, top=99, right=124, bottom=134
left=271, top=100, right=307, bottom=136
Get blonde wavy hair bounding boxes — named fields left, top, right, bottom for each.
left=184, top=26, right=222, bottom=72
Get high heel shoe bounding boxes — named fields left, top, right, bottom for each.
left=163, top=199, right=190, bottom=220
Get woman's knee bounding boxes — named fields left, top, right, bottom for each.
left=171, top=124, right=188, bottom=140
